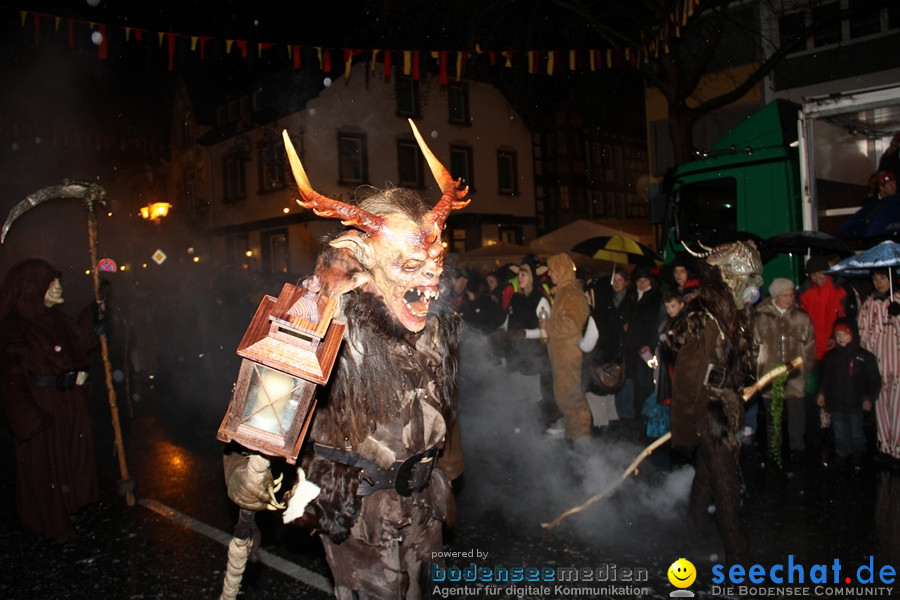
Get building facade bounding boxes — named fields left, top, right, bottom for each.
left=167, top=62, right=536, bottom=282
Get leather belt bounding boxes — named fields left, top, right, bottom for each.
left=311, top=443, right=438, bottom=497
left=28, top=369, right=87, bottom=391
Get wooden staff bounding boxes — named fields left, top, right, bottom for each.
left=86, top=204, right=136, bottom=506
left=541, top=357, right=804, bottom=531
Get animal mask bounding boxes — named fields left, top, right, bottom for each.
left=284, top=120, right=470, bottom=332
left=684, top=240, right=764, bottom=307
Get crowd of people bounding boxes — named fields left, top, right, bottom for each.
left=453, top=245, right=900, bottom=475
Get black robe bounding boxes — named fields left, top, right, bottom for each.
left=0, top=259, right=99, bottom=539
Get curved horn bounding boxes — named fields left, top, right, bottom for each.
left=2, top=181, right=106, bottom=244
left=680, top=241, right=710, bottom=258
left=408, top=119, right=471, bottom=242
left=282, top=130, right=384, bottom=235
left=697, top=240, right=716, bottom=252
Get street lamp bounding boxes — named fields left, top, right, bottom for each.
left=140, top=202, right=172, bottom=223
left=216, top=280, right=345, bottom=463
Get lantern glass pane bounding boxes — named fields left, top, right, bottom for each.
left=240, top=364, right=302, bottom=436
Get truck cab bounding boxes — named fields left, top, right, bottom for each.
left=662, top=100, right=803, bottom=283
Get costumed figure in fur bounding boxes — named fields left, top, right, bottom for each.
left=223, top=119, right=467, bottom=599
left=665, top=240, right=763, bottom=565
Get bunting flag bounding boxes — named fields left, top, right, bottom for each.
left=6, top=5, right=701, bottom=81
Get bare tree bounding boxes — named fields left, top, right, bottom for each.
left=553, top=0, right=895, bottom=164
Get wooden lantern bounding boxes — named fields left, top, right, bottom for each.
left=217, top=282, right=345, bottom=463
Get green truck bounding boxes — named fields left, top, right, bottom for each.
left=662, top=84, right=900, bottom=284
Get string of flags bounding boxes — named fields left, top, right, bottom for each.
left=11, top=0, right=701, bottom=81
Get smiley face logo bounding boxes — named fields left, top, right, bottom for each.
left=667, top=558, right=696, bottom=588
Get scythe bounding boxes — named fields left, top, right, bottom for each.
left=2, top=181, right=136, bottom=507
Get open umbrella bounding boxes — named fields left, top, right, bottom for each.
left=572, top=235, right=663, bottom=265
left=760, top=230, right=853, bottom=263
left=828, top=240, right=900, bottom=296
left=528, top=219, right=650, bottom=254
left=448, top=241, right=534, bottom=273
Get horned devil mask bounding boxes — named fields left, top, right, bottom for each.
left=684, top=240, right=764, bottom=306
left=283, top=120, right=470, bottom=332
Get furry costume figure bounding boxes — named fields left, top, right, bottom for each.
left=224, top=122, right=467, bottom=600
left=666, top=241, right=762, bottom=566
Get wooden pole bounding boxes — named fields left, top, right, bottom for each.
left=540, top=357, right=804, bottom=531
left=86, top=208, right=135, bottom=506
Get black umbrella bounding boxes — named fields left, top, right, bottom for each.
left=760, top=230, right=853, bottom=263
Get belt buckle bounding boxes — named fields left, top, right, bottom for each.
left=394, top=451, right=435, bottom=497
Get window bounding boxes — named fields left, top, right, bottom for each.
left=813, top=3, right=841, bottom=47
left=448, top=83, right=469, bottom=125
left=778, top=11, right=805, bottom=49
left=499, top=227, right=522, bottom=245
left=338, top=133, right=368, bottom=185
left=450, top=145, right=474, bottom=191
left=496, top=150, right=518, bottom=195
left=223, top=154, right=246, bottom=202
left=850, top=0, right=882, bottom=39
left=396, top=77, right=420, bottom=117
left=225, top=234, right=250, bottom=267
left=183, top=168, right=207, bottom=220
left=262, top=229, right=289, bottom=274
left=675, top=178, right=738, bottom=246
left=397, top=139, right=424, bottom=188
left=258, top=134, right=287, bottom=192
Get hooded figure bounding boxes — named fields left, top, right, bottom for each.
left=0, top=258, right=100, bottom=542
left=545, top=253, right=591, bottom=440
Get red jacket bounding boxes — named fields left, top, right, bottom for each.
left=798, top=276, right=855, bottom=360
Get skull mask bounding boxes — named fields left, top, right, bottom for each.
left=684, top=240, right=764, bottom=307
left=283, top=120, right=470, bottom=332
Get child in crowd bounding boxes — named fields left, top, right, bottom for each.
left=817, top=318, right=882, bottom=468
left=654, top=290, right=686, bottom=407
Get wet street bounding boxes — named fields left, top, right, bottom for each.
left=1, top=331, right=897, bottom=599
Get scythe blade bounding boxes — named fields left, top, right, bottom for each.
left=1, top=181, right=107, bottom=243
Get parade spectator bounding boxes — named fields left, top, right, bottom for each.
left=501, top=253, right=551, bottom=311
left=857, top=268, right=900, bottom=468
left=500, top=260, right=555, bottom=427
left=450, top=268, right=470, bottom=311
left=877, top=132, right=900, bottom=179
left=655, top=289, right=686, bottom=408
left=798, top=255, right=858, bottom=360
left=753, top=278, right=816, bottom=465
left=458, top=273, right=505, bottom=336
left=662, top=254, right=701, bottom=302
left=798, top=254, right=858, bottom=453
left=876, top=170, right=898, bottom=199
left=620, top=266, right=665, bottom=425
left=544, top=253, right=591, bottom=441
left=817, top=319, right=881, bottom=469
left=0, top=259, right=102, bottom=543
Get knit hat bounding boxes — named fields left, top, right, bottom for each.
left=876, top=171, right=896, bottom=185
left=768, top=277, right=795, bottom=297
left=805, top=255, right=830, bottom=275
left=833, top=322, right=853, bottom=338
left=632, top=265, right=656, bottom=282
